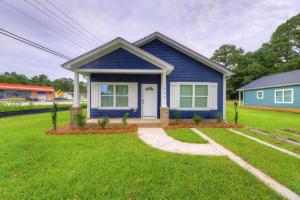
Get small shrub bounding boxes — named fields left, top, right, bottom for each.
left=98, top=115, right=109, bottom=129
left=173, top=111, right=181, bottom=124
left=215, top=112, right=223, bottom=123
left=51, top=102, right=58, bottom=130
left=192, top=114, right=202, bottom=125
left=121, top=113, right=129, bottom=128
left=75, top=113, right=86, bottom=128
left=234, top=101, right=238, bottom=125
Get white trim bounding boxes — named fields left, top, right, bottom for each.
left=256, top=91, right=264, bottom=99
left=87, top=75, right=90, bottom=118
left=73, top=72, right=80, bottom=107
left=223, top=75, right=226, bottom=120
left=141, top=84, right=158, bottom=119
left=274, top=89, right=294, bottom=104
left=77, top=69, right=165, bottom=74
left=237, top=83, right=300, bottom=91
left=61, top=37, right=174, bottom=75
left=160, top=72, right=167, bottom=108
left=134, top=32, right=233, bottom=76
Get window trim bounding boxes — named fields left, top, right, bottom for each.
left=178, top=82, right=209, bottom=110
left=99, top=82, right=130, bottom=109
left=274, top=88, right=293, bottom=104
left=257, top=91, right=264, bottom=99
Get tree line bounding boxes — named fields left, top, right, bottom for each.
left=211, top=13, right=300, bottom=98
left=0, top=72, right=87, bottom=93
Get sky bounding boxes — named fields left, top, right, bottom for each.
left=0, top=0, right=299, bottom=81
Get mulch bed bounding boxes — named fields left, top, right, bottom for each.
left=242, top=106, right=300, bottom=114
left=46, top=124, right=137, bottom=135
left=165, top=121, right=244, bottom=130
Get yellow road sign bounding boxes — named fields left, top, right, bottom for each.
left=57, top=89, right=63, bottom=97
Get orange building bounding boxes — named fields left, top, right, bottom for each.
left=0, top=83, right=54, bottom=101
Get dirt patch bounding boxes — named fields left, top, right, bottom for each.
left=46, top=124, right=137, bottom=135
left=243, top=106, right=300, bottom=114
left=165, top=121, right=244, bottom=130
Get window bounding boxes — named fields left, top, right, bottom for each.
left=257, top=91, right=264, bottom=99
left=100, top=84, right=129, bottom=108
left=275, top=89, right=293, bottom=103
left=179, top=84, right=208, bottom=108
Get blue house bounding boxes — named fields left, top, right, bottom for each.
left=237, top=69, right=300, bottom=108
left=61, top=32, right=233, bottom=127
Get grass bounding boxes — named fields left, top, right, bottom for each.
left=235, top=128, right=300, bottom=154
left=0, top=112, right=283, bottom=199
left=166, top=128, right=207, bottom=143
left=200, top=128, right=300, bottom=195
left=227, top=101, right=300, bottom=140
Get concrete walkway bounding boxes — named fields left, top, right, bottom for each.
left=138, top=127, right=300, bottom=200
left=228, top=128, right=300, bottom=159
left=138, top=128, right=224, bottom=155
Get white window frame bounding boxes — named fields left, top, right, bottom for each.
left=274, top=89, right=293, bottom=104
left=99, top=82, right=130, bottom=109
left=257, top=91, right=264, bottom=99
left=178, top=82, right=209, bottom=110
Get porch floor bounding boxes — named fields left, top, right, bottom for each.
left=86, top=118, right=161, bottom=127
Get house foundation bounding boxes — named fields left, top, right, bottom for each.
left=160, top=107, right=169, bottom=128
left=70, top=107, right=82, bottom=128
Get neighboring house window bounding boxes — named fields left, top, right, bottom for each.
left=275, top=89, right=293, bottom=103
left=257, top=91, right=264, bottom=99
left=179, top=84, right=208, bottom=108
left=100, top=84, right=129, bottom=107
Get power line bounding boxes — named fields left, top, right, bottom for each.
left=0, top=0, right=88, bottom=51
left=32, top=0, right=99, bottom=44
left=23, top=0, right=96, bottom=47
left=45, top=0, right=101, bottom=43
left=0, top=28, right=71, bottom=60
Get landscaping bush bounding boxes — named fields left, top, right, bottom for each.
left=121, top=113, right=129, bottom=128
left=75, top=113, right=86, bottom=128
left=215, top=112, right=223, bottom=123
left=98, top=115, right=109, bottom=129
left=234, top=101, right=238, bottom=125
left=192, top=114, right=202, bottom=125
left=51, top=102, right=57, bottom=130
left=173, top=111, right=181, bottom=124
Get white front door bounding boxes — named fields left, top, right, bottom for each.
left=141, top=84, right=157, bottom=119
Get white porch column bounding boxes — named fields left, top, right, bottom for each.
left=238, top=91, right=241, bottom=106
left=73, top=71, right=80, bottom=108
left=161, top=71, right=167, bottom=108
left=87, top=75, right=90, bottom=118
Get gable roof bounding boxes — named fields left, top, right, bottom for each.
left=237, top=69, right=300, bottom=91
left=134, top=32, right=233, bottom=76
left=61, top=37, right=174, bottom=74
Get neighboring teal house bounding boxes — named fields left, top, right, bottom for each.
left=237, top=69, right=300, bottom=108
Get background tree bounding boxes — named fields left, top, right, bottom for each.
left=30, top=74, right=52, bottom=86
left=211, top=44, right=244, bottom=69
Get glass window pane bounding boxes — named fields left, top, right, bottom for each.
left=180, top=85, right=193, bottom=96
left=180, top=97, right=192, bottom=107
left=195, top=97, right=207, bottom=108
left=276, top=91, right=283, bottom=97
left=195, top=85, right=208, bottom=96
left=276, top=96, right=283, bottom=102
left=101, top=85, right=114, bottom=95
left=284, top=90, right=292, bottom=97
left=116, top=96, right=128, bottom=107
left=284, top=95, right=292, bottom=102
left=116, top=85, right=128, bottom=95
left=101, top=96, right=113, bottom=107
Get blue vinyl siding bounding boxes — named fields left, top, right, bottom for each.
left=244, top=84, right=300, bottom=108
left=90, top=74, right=161, bottom=118
left=81, top=48, right=160, bottom=70
left=141, top=39, right=223, bottom=119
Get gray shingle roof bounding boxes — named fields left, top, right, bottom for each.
left=237, top=69, right=300, bottom=91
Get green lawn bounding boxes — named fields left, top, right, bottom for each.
left=167, top=128, right=207, bottom=143
left=235, top=128, right=300, bottom=155
left=0, top=112, right=283, bottom=199
left=200, top=128, right=300, bottom=195
left=227, top=101, right=300, bottom=140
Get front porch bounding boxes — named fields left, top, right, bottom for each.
left=86, top=118, right=161, bottom=127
